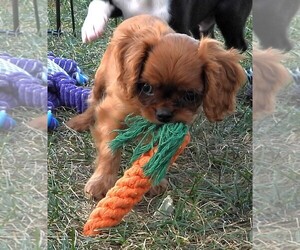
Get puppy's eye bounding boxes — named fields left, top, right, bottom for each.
left=140, top=83, right=154, bottom=96
left=182, top=91, right=197, bottom=102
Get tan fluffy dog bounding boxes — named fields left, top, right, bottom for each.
left=253, top=48, right=292, bottom=120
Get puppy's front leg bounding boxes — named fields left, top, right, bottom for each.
left=84, top=98, right=124, bottom=201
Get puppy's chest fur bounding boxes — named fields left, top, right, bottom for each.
left=112, top=0, right=171, bottom=21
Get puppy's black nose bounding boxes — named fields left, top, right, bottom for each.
left=156, top=108, right=173, bottom=123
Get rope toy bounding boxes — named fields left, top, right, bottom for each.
left=48, top=52, right=88, bottom=85
left=46, top=53, right=90, bottom=129
left=0, top=52, right=45, bottom=79
left=0, top=52, right=90, bottom=130
left=47, top=52, right=90, bottom=129
left=0, top=57, right=47, bottom=130
left=83, top=116, right=190, bottom=236
left=47, top=55, right=91, bottom=114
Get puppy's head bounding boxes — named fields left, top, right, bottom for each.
left=135, top=34, right=205, bottom=124
left=116, top=29, right=246, bottom=124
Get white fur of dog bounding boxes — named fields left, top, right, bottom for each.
left=81, top=0, right=170, bottom=43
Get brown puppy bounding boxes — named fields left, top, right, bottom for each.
left=253, top=48, right=292, bottom=120
left=67, top=15, right=246, bottom=200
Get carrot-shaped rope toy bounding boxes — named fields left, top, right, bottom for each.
left=83, top=115, right=190, bottom=236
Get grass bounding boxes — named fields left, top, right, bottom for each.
left=47, top=0, right=252, bottom=249
left=0, top=0, right=47, bottom=249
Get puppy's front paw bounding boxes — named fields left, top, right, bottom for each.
left=84, top=173, right=117, bottom=201
left=146, top=179, right=169, bottom=197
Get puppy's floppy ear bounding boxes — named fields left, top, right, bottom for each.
left=114, top=25, right=168, bottom=98
left=198, top=38, right=246, bottom=122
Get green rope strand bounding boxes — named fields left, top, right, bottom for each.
left=109, top=115, right=189, bottom=185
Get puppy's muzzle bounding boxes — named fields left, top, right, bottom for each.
left=156, top=108, right=173, bottom=123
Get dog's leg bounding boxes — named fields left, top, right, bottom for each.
left=84, top=97, right=124, bottom=200
left=217, top=20, right=247, bottom=51
left=168, top=0, right=190, bottom=35
left=196, top=17, right=216, bottom=39
left=253, top=0, right=300, bottom=51
left=215, top=1, right=251, bottom=52
left=81, top=0, right=115, bottom=43
left=65, top=106, right=95, bottom=132
left=83, top=98, right=169, bottom=200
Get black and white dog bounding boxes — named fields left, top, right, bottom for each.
left=82, top=0, right=252, bottom=51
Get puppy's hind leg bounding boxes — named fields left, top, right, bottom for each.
left=66, top=106, right=95, bottom=132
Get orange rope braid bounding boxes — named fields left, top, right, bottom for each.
left=83, top=133, right=190, bottom=236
